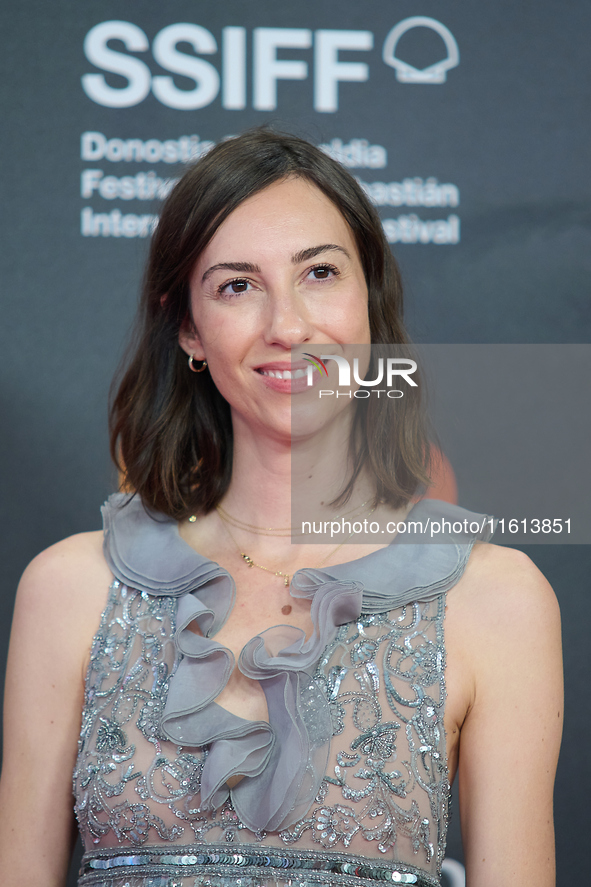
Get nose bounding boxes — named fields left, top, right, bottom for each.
left=263, top=287, right=314, bottom=348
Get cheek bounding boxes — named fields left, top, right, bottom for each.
left=192, top=293, right=264, bottom=347
left=191, top=301, right=226, bottom=345
left=192, top=310, right=237, bottom=357
left=351, top=281, right=371, bottom=339
left=325, top=286, right=370, bottom=341
left=195, top=307, right=260, bottom=382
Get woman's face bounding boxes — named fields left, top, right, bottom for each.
left=179, top=175, right=371, bottom=441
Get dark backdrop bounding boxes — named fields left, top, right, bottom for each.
left=1, top=2, right=589, bottom=885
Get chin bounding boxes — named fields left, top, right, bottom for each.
left=264, top=422, right=293, bottom=445
left=232, top=404, right=292, bottom=443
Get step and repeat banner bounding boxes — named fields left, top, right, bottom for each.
left=1, top=2, right=589, bottom=884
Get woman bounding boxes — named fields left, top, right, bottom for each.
left=0, top=130, right=562, bottom=887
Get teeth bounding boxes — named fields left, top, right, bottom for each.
left=260, top=368, right=311, bottom=380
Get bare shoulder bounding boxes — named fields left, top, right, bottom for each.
left=19, top=530, right=110, bottom=593
left=14, top=531, right=114, bottom=651
left=449, top=542, right=560, bottom=635
left=446, top=542, right=562, bottom=724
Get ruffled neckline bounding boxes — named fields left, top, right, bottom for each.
left=101, top=493, right=493, bottom=832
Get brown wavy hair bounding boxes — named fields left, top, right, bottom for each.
left=109, top=128, right=430, bottom=518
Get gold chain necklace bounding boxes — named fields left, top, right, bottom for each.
left=217, top=506, right=376, bottom=587
left=213, top=498, right=372, bottom=537
left=215, top=504, right=293, bottom=536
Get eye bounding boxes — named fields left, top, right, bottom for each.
left=217, top=278, right=252, bottom=297
left=308, top=263, right=339, bottom=281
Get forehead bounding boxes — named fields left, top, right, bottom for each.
left=193, top=176, right=359, bottom=270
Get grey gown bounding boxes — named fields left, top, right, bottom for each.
left=73, top=493, right=493, bottom=887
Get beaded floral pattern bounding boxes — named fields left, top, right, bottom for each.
left=282, top=600, right=449, bottom=874
left=73, top=581, right=448, bottom=886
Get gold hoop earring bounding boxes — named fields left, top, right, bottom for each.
left=188, top=355, right=208, bottom=373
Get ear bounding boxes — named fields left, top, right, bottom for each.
left=178, top=313, right=206, bottom=361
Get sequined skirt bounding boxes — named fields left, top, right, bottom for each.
left=78, top=844, right=440, bottom=887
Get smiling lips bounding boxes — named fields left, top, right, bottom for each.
left=255, top=362, right=319, bottom=393
left=258, top=367, right=308, bottom=380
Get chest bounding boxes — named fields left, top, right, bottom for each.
left=188, top=568, right=466, bottom=783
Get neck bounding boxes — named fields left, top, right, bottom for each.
left=222, top=407, right=372, bottom=531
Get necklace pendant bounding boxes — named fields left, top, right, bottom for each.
left=241, top=553, right=255, bottom=567
left=284, top=575, right=290, bottom=587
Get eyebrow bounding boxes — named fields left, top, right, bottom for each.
left=292, top=243, right=351, bottom=264
left=201, top=244, right=351, bottom=283
left=201, top=261, right=260, bottom=283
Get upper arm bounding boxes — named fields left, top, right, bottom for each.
left=456, top=546, right=563, bottom=887
left=0, top=533, right=112, bottom=886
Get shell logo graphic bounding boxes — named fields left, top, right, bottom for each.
left=383, top=17, right=460, bottom=84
